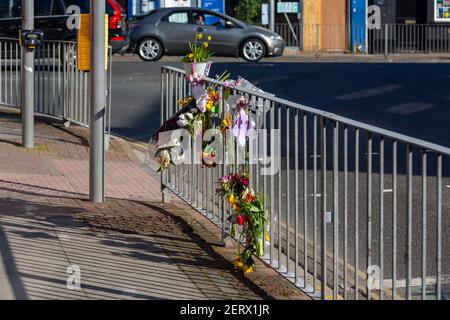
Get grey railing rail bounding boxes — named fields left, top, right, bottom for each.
left=0, top=37, right=112, bottom=133
left=160, top=65, right=449, bottom=300
left=257, top=23, right=450, bottom=55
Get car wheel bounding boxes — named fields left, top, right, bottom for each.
left=241, top=38, right=266, bottom=62
left=137, top=38, right=163, bottom=62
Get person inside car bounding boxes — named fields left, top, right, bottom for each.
left=194, top=14, right=204, bottom=25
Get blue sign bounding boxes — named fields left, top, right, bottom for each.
left=202, top=0, right=225, bottom=25
left=202, top=0, right=225, bottom=14
left=350, top=0, right=367, bottom=53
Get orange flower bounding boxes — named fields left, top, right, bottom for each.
left=208, top=90, right=219, bottom=103
left=246, top=193, right=256, bottom=202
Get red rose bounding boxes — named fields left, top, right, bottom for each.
left=241, top=178, right=249, bottom=186
left=236, top=215, right=244, bottom=226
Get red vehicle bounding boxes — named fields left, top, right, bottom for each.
left=105, top=0, right=128, bottom=53
left=0, top=0, right=129, bottom=54
left=65, top=0, right=128, bottom=53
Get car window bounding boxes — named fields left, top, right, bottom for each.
left=0, top=0, right=20, bottom=18
left=192, top=11, right=226, bottom=27
left=166, top=12, right=189, bottom=24
left=35, top=0, right=53, bottom=16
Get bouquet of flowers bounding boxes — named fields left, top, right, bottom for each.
left=181, top=33, right=213, bottom=63
left=216, top=172, right=266, bottom=273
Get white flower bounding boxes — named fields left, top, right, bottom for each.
left=191, top=108, right=198, bottom=114
left=179, top=114, right=186, bottom=120
left=185, top=112, right=193, bottom=119
left=177, top=119, right=188, bottom=127
left=156, top=149, right=171, bottom=170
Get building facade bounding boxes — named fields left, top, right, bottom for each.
left=301, top=0, right=450, bottom=53
left=121, top=0, right=226, bottom=18
left=302, top=0, right=347, bottom=51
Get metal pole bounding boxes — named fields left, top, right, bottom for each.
left=269, top=0, right=275, bottom=32
left=89, top=0, right=106, bottom=203
left=298, top=0, right=303, bottom=50
left=384, top=24, right=389, bottom=58
left=21, top=0, right=34, bottom=148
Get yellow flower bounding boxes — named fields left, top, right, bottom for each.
left=265, top=233, right=270, bottom=242
left=196, top=33, right=203, bottom=40
left=222, top=113, right=231, bottom=128
left=227, top=194, right=235, bottom=204
left=243, top=265, right=254, bottom=274
left=188, top=53, right=194, bottom=61
left=202, top=42, right=209, bottom=48
left=207, top=36, right=212, bottom=41
left=206, top=101, right=214, bottom=111
left=233, top=256, right=243, bottom=269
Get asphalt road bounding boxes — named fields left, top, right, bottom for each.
left=111, top=58, right=450, bottom=147
left=110, top=58, right=450, bottom=299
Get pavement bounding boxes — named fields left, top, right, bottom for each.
left=113, top=52, right=450, bottom=64
left=0, top=108, right=309, bottom=300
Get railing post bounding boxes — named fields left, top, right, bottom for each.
left=316, top=24, right=320, bottom=58
left=320, top=117, right=327, bottom=299
left=384, top=24, right=389, bottom=59
left=160, top=68, right=169, bottom=204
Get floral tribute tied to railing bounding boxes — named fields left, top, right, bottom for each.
left=152, top=32, right=269, bottom=274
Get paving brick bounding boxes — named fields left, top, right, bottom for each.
left=0, top=110, right=309, bottom=300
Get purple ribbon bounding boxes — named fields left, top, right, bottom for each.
left=233, top=108, right=249, bottom=147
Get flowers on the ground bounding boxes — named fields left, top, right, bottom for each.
left=233, top=255, right=254, bottom=274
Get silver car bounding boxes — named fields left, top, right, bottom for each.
left=128, top=7, right=285, bottom=62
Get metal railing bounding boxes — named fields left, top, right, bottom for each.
left=259, top=23, right=450, bottom=55
left=0, top=37, right=112, bottom=132
left=371, top=24, right=450, bottom=55
left=160, top=66, right=450, bottom=300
